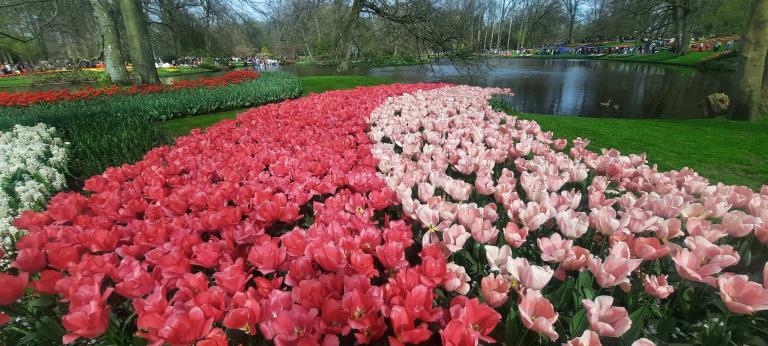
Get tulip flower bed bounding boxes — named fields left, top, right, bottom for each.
left=0, top=84, right=767, bottom=346
left=0, top=72, right=301, bottom=187
left=0, top=71, right=260, bottom=108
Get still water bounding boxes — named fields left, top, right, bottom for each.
left=5, top=58, right=737, bottom=119
left=280, top=58, right=737, bottom=119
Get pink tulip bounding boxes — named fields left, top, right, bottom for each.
left=764, top=262, right=768, bottom=288
left=582, top=296, right=632, bottom=338
left=443, top=179, right=472, bottom=201
left=556, top=210, right=590, bottom=239
left=444, top=263, right=471, bottom=295
left=631, top=237, right=669, bottom=261
left=588, top=242, right=641, bottom=289
left=518, top=290, right=559, bottom=341
left=537, top=232, right=573, bottom=263
left=755, top=220, right=768, bottom=244
left=470, top=219, right=499, bottom=244
left=480, top=274, right=509, bottom=308
left=415, top=204, right=440, bottom=228
left=457, top=205, right=482, bottom=229
left=655, top=218, right=684, bottom=241
left=673, top=236, right=739, bottom=287
left=590, top=206, right=627, bottom=235
left=443, top=224, right=470, bottom=253
left=505, top=257, right=553, bottom=291
left=474, top=175, right=496, bottom=195
left=643, top=275, right=674, bottom=299
left=417, top=182, right=435, bottom=203
left=484, top=245, right=512, bottom=274
left=565, top=330, right=602, bottom=346
left=685, top=217, right=727, bottom=243
left=562, top=246, right=591, bottom=272
left=503, top=222, right=529, bottom=248
left=717, top=274, right=768, bottom=314
left=721, top=211, right=758, bottom=238
left=631, top=338, right=656, bottom=346
left=519, top=201, right=554, bottom=231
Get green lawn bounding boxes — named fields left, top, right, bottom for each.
left=0, top=75, right=35, bottom=87
left=300, top=75, right=395, bottom=95
left=495, top=107, right=768, bottom=189
left=161, top=75, right=766, bottom=189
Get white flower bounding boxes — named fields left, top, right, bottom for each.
left=0, top=123, right=69, bottom=267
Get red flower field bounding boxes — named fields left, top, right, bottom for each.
left=0, top=70, right=260, bottom=108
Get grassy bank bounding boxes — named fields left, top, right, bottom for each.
left=504, top=50, right=736, bottom=69
left=165, top=75, right=765, bottom=189
left=491, top=101, right=767, bottom=189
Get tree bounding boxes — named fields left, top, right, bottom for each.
left=119, top=0, right=159, bottom=84
left=733, top=0, right=768, bottom=121
left=561, top=0, right=583, bottom=43
left=90, top=0, right=130, bottom=84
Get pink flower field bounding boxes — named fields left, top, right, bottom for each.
left=0, top=84, right=767, bottom=345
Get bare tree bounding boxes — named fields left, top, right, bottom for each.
left=561, top=0, right=582, bottom=43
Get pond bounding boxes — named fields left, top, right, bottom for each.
left=4, top=58, right=736, bottom=119
left=279, top=58, right=737, bottom=119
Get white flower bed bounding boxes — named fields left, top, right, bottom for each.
left=1, top=124, right=68, bottom=264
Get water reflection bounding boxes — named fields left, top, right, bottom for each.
left=280, top=58, right=735, bottom=118
left=4, top=58, right=736, bottom=119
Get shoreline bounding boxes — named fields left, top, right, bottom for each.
left=496, top=50, right=737, bottom=70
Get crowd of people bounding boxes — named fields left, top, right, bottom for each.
left=1, top=59, right=101, bottom=76
left=505, top=35, right=739, bottom=57
left=0, top=55, right=282, bottom=77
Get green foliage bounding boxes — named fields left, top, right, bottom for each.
left=0, top=72, right=301, bottom=187
left=161, top=76, right=395, bottom=137
left=0, top=72, right=302, bottom=124
left=29, top=70, right=103, bottom=85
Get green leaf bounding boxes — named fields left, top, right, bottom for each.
left=570, top=309, right=589, bottom=337
left=35, top=316, right=65, bottom=342
left=622, top=307, right=649, bottom=342
left=745, top=336, right=768, bottom=346
left=505, top=306, right=521, bottom=345
left=28, top=295, right=57, bottom=308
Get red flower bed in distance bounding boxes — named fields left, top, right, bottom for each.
left=0, top=70, right=259, bottom=108
left=0, top=83, right=509, bottom=346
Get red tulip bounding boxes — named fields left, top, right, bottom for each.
left=388, top=306, right=432, bottom=346
left=13, top=248, right=47, bottom=273
left=31, top=270, right=63, bottom=294
left=247, top=239, right=286, bottom=275
left=0, top=272, right=28, bottom=305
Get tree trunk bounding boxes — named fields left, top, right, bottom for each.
left=733, top=0, right=768, bottom=121
left=506, top=16, right=513, bottom=50
left=91, top=0, right=130, bottom=84
left=36, top=32, right=49, bottom=60
left=337, top=0, right=362, bottom=72
left=763, top=50, right=768, bottom=99
left=300, top=28, right=315, bottom=61
left=118, top=0, right=160, bottom=84
left=674, top=0, right=691, bottom=56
